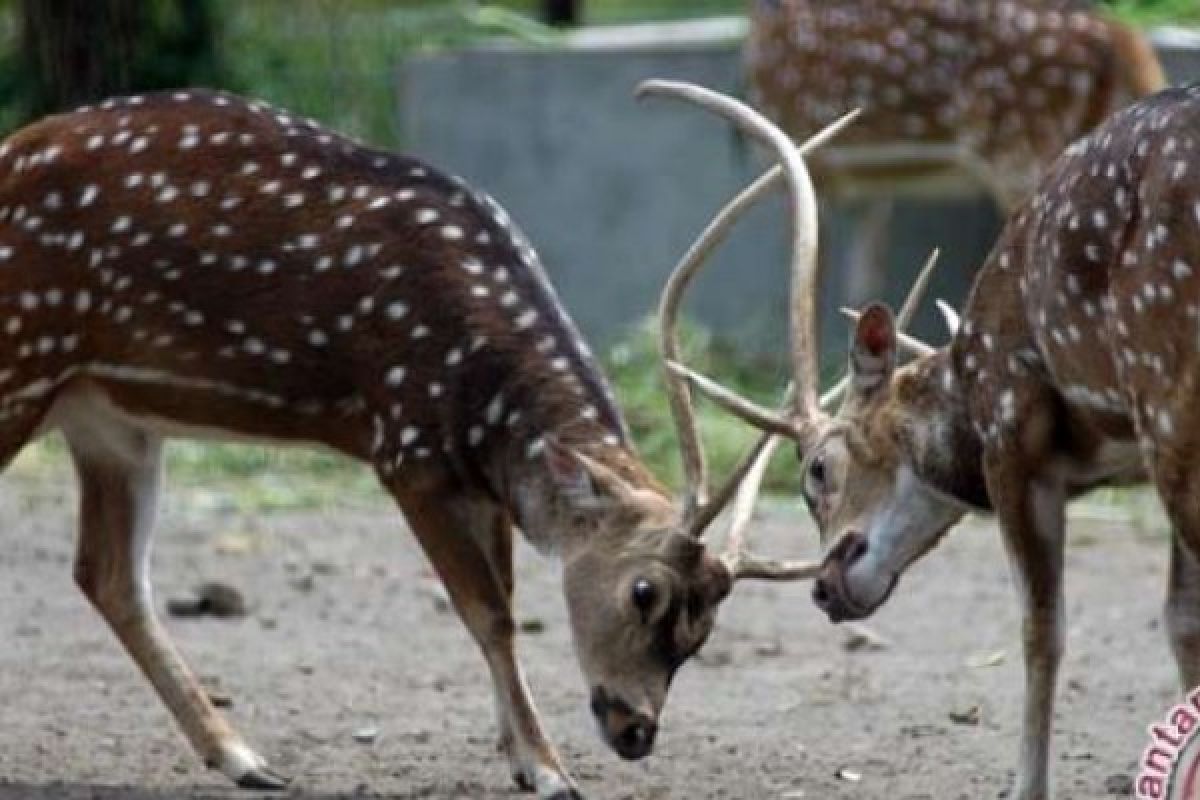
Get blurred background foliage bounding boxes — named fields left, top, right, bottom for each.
left=0, top=0, right=1194, bottom=506
left=0, top=1, right=1195, bottom=146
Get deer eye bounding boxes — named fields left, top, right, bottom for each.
left=631, top=578, right=658, bottom=622
left=807, top=455, right=827, bottom=489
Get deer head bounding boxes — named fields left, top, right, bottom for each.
left=655, top=83, right=974, bottom=625
left=531, top=81, right=878, bottom=758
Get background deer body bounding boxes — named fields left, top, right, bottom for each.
left=0, top=89, right=815, bottom=798
left=747, top=0, right=1168, bottom=307
left=747, top=0, right=1166, bottom=208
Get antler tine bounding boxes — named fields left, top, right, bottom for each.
left=637, top=78, right=857, bottom=531
left=726, top=550, right=823, bottom=581
left=664, top=361, right=800, bottom=438
left=706, top=375, right=838, bottom=584
left=819, top=374, right=851, bottom=409
left=716, top=251, right=942, bottom=581
left=724, top=433, right=778, bottom=557
left=719, top=434, right=822, bottom=582
left=686, top=421, right=776, bottom=539
left=836, top=247, right=942, bottom=358
left=936, top=298, right=961, bottom=335
left=897, top=248, right=940, bottom=329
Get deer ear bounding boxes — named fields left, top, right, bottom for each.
left=543, top=438, right=672, bottom=520
left=577, top=450, right=677, bottom=523
left=849, top=302, right=896, bottom=396
left=543, top=437, right=599, bottom=505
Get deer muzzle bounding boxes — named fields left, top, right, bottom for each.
left=812, top=531, right=890, bottom=623
left=590, top=686, right=658, bottom=760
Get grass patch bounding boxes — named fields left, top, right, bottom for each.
left=1103, top=0, right=1200, bottom=25
left=602, top=317, right=803, bottom=494
left=8, top=435, right=384, bottom=513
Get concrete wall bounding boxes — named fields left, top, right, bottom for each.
left=399, top=20, right=1200, bottom=364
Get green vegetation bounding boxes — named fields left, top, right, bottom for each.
left=9, top=434, right=384, bottom=512
left=1102, top=0, right=1200, bottom=25
left=170, top=0, right=1200, bottom=146
left=213, top=1, right=563, bottom=154
left=0, top=1, right=1197, bottom=144
left=601, top=317, right=802, bottom=493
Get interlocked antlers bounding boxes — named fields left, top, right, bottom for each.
left=636, top=80, right=938, bottom=581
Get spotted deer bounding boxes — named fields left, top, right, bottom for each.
left=747, top=0, right=1168, bottom=302
left=672, top=82, right=1200, bottom=799
left=0, top=89, right=829, bottom=798
left=748, top=0, right=1167, bottom=208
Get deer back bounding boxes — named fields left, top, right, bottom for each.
left=0, top=90, right=627, bottom=486
left=747, top=0, right=1166, bottom=204
left=952, top=85, right=1200, bottom=456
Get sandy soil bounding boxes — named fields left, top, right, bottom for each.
left=0, top=460, right=1179, bottom=800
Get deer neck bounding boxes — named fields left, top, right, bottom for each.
left=494, top=433, right=669, bottom=558
left=895, top=350, right=991, bottom=511
left=450, top=345, right=667, bottom=556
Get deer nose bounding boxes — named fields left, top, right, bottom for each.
left=591, top=687, right=657, bottom=760
left=812, top=576, right=833, bottom=612
left=613, top=717, right=657, bottom=760
left=814, top=533, right=868, bottom=623
left=829, top=531, right=868, bottom=569
left=812, top=575, right=851, bottom=623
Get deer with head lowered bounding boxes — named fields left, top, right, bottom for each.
left=673, top=82, right=1200, bottom=799
left=0, top=87, right=857, bottom=797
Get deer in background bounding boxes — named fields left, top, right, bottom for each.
left=0, top=88, right=844, bottom=797
left=747, top=0, right=1168, bottom=302
left=672, top=81, right=1200, bottom=799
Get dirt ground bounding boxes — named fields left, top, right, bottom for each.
left=0, top=456, right=1181, bottom=800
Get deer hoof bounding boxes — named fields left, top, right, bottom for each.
left=545, top=790, right=584, bottom=800
left=236, top=765, right=290, bottom=790
left=209, top=741, right=289, bottom=790
left=511, top=767, right=536, bottom=792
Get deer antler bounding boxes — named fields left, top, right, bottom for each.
left=636, top=78, right=857, bottom=535
left=671, top=247, right=941, bottom=450
left=719, top=434, right=822, bottom=581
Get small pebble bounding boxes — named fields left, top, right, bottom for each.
left=1104, top=773, right=1133, bottom=795
left=841, top=623, right=890, bottom=652
left=755, top=640, right=784, bottom=657
left=948, top=705, right=981, bottom=726
left=353, top=726, right=379, bottom=744
left=166, top=582, right=247, bottom=618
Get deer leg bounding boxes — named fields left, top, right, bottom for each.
left=953, top=147, right=1025, bottom=213
left=989, top=466, right=1066, bottom=800
left=1164, top=536, right=1200, bottom=690
left=398, top=489, right=580, bottom=800
left=1150, top=448, right=1200, bottom=690
left=61, top=415, right=285, bottom=790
